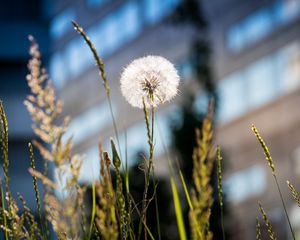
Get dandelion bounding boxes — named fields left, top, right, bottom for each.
left=120, top=55, right=180, bottom=108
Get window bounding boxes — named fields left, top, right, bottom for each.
left=65, top=102, right=116, bottom=146
left=87, top=0, right=109, bottom=8
left=273, top=0, right=300, bottom=25
left=245, top=57, right=278, bottom=108
left=49, top=53, right=67, bottom=88
left=227, top=26, right=244, bottom=52
left=224, top=165, right=266, bottom=203
left=144, top=0, right=180, bottom=25
left=79, top=146, right=100, bottom=182
left=227, top=0, right=300, bottom=52
left=50, top=8, right=76, bottom=39
left=279, top=42, right=300, bottom=93
left=218, top=73, right=247, bottom=122
left=118, top=2, right=141, bottom=43
left=243, top=8, right=273, bottom=45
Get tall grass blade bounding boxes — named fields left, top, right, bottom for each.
left=88, top=179, right=96, bottom=240
left=171, top=177, right=187, bottom=240
left=258, top=202, right=277, bottom=240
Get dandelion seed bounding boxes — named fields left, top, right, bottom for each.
left=120, top=55, right=180, bottom=108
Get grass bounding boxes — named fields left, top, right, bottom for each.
left=0, top=22, right=298, bottom=240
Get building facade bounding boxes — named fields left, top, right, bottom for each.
left=49, top=0, right=300, bottom=239
left=205, top=0, right=300, bottom=239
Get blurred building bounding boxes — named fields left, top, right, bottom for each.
left=0, top=0, right=50, bottom=209
left=49, top=0, right=300, bottom=239
left=204, top=0, right=300, bottom=239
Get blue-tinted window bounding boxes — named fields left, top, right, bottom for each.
left=100, top=15, right=122, bottom=55
left=278, top=42, right=300, bottom=93
left=224, top=165, right=266, bottom=203
left=87, top=0, right=109, bottom=8
left=118, top=2, right=141, bottom=43
left=50, top=9, right=75, bottom=39
left=219, top=73, right=247, bottom=122
left=49, top=53, right=66, bottom=88
left=227, top=0, right=300, bottom=52
left=273, top=0, right=300, bottom=25
left=144, top=0, right=180, bottom=25
left=243, top=8, right=273, bottom=45
left=66, top=102, right=116, bottom=145
left=245, top=57, right=278, bottom=107
left=227, top=26, right=244, bottom=52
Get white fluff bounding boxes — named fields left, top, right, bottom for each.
left=120, top=55, right=180, bottom=108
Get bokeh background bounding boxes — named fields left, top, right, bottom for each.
left=1, top=0, right=300, bottom=239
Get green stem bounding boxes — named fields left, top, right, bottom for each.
left=138, top=99, right=155, bottom=240
left=273, top=174, right=295, bottom=240
left=87, top=179, right=96, bottom=240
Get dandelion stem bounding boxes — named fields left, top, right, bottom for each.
left=138, top=98, right=156, bottom=240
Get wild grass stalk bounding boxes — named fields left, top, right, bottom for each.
left=111, top=139, right=129, bottom=239
left=252, top=125, right=295, bottom=240
left=258, top=202, right=277, bottom=240
left=287, top=180, right=300, bottom=207
left=190, top=102, right=214, bottom=240
left=256, top=217, right=261, bottom=240
left=217, top=146, right=225, bottom=240
left=0, top=102, right=9, bottom=193
left=72, top=21, right=122, bottom=161
left=28, top=143, right=47, bottom=239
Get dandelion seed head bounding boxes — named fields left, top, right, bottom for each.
left=120, top=55, right=180, bottom=108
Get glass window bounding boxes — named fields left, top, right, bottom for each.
left=118, top=2, right=141, bottom=43
left=87, top=0, right=109, bottom=8
left=227, top=26, right=244, bottom=52
left=101, top=14, right=122, bottom=55
left=226, top=0, right=300, bottom=52
left=218, top=73, right=247, bottom=122
left=79, top=146, right=100, bottom=182
left=144, top=0, right=180, bottom=25
left=243, top=8, right=273, bottom=45
left=64, top=39, right=93, bottom=80
left=279, top=42, right=300, bottom=92
left=49, top=53, right=67, bottom=88
left=224, top=165, right=266, bottom=203
left=50, top=8, right=76, bottom=39
left=245, top=57, right=278, bottom=108
left=66, top=102, right=116, bottom=146
left=273, top=0, right=300, bottom=25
